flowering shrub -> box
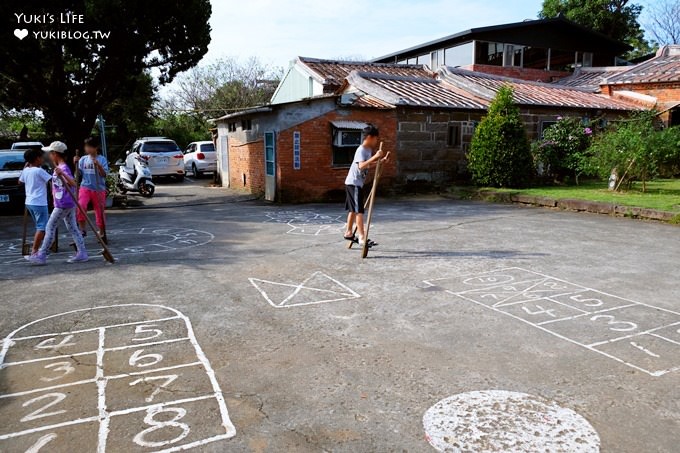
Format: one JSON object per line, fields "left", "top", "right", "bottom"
{"left": 585, "top": 111, "right": 680, "bottom": 191}
{"left": 531, "top": 116, "right": 594, "bottom": 184}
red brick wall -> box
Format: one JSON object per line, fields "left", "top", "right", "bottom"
{"left": 606, "top": 82, "right": 680, "bottom": 103}
{"left": 228, "top": 136, "right": 265, "bottom": 196}
{"left": 462, "top": 64, "right": 571, "bottom": 83}
{"left": 275, "top": 109, "right": 397, "bottom": 202}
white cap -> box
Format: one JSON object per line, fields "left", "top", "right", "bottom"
{"left": 42, "top": 141, "right": 68, "bottom": 154}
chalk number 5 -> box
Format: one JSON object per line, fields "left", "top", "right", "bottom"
{"left": 132, "top": 324, "right": 163, "bottom": 342}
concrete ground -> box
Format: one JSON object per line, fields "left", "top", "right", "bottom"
{"left": 0, "top": 176, "right": 678, "bottom": 452}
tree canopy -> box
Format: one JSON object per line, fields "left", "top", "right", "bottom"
{"left": 468, "top": 86, "right": 534, "bottom": 188}
{"left": 0, "top": 0, "right": 211, "bottom": 149}
{"left": 539, "top": 0, "right": 652, "bottom": 57}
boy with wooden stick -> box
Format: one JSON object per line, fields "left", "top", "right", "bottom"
{"left": 28, "top": 142, "right": 88, "bottom": 265}
{"left": 343, "top": 124, "right": 387, "bottom": 247}
{"left": 75, "top": 137, "right": 109, "bottom": 243}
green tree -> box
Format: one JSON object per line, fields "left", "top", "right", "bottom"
{"left": 539, "top": 0, "right": 650, "bottom": 57}
{"left": 468, "top": 86, "right": 534, "bottom": 188}
{"left": 163, "top": 57, "right": 283, "bottom": 117}
{"left": 0, "top": 0, "right": 211, "bottom": 151}
{"left": 585, "top": 111, "right": 680, "bottom": 191}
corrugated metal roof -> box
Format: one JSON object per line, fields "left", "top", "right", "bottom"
{"left": 346, "top": 71, "right": 488, "bottom": 110}
{"left": 299, "top": 57, "right": 433, "bottom": 83}
{"left": 330, "top": 120, "right": 368, "bottom": 130}
{"left": 555, "top": 67, "right": 630, "bottom": 91}
{"left": 441, "top": 68, "right": 640, "bottom": 111}
{"left": 604, "top": 46, "right": 680, "bottom": 85}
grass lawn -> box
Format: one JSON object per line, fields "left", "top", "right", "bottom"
{"left": 490, "top": 179, "right": 680, "bottom": 213}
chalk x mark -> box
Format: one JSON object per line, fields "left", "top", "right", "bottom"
{"left": 249, "top": 271, "right": 360, "bottom": 308}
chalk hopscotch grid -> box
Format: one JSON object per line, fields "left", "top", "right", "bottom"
{"left": 0, "top": 227, "right": 215, "bottom": 264}
{"left": 424, "top": 268, "right": 680, "bottom": 377}
{"left": 0, "top": 304, "right": 236, "bottom": 451}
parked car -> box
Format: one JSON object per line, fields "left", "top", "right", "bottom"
{"left": 127, "top": 137, "right": 185, "bottom": 181}
{"left": 183, "top": 141, "right": 216, "bottom": 177}
{"left": 11, "top": 142, "right": 44, "bottom": 152}
{"left": 0, "top": 150, "right": 27, "bottom": 212}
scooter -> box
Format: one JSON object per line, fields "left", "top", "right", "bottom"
{"left": 117, "top": 152, "right": 155, "bottom": 197}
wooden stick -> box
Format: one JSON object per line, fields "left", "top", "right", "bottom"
{"left": 21, "top": 207, "right": 30, "bottom": 256}
{"left": 361, "top": 144, "right": 387, "bottom": 259}
{"left": 346, "top": 191, "right": 373, "bottom": 250}
{"left": 615, "top": 158, "right": 636, "bottom": 192}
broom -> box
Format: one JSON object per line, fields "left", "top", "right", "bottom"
{"left": 57, "top": 174, "right": 115, "bottom": 263}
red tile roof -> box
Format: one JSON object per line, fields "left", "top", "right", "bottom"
{"left": 441, "top": 68, "right": 640, "bottom": 111}
{"left": 604, "top": 46, "right": 680, "bottom": 85}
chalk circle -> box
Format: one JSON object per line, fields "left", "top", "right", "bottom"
{"left": 423, "top": 390, "right": 600, "bottom": 453}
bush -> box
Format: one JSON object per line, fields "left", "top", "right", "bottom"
{"left": 532, "top": 116, "right": 594, "bottom": 183}
{"left": 468, "top": 86, "right": 533, "bottom": 188}
{"left": 586, "top": 111, "right": 680, "bottom": 191}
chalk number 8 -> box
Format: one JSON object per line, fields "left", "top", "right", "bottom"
{"left": 133, "top": 407, "right": 190, "bottom": 448}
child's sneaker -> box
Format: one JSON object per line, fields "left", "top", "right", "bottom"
{"left": 28, "top": 251, "right": 47, "bottom": 265}
{"left": 67, "top": 252, "right": 89, "bottom": 263}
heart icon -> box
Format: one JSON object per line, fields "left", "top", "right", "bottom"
{"left": 14, "top": 29, "right": 28, "bottom": 40}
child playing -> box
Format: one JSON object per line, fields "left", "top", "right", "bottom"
{"left": 29, "top": 142, "right": 88, "bottom": 265}
{"left": 19, "top": 148, "right": 52, "bottom": 257}
{"left": 76, "top": 137, "right": 109, "bottom": 243}
{"left": 343, "top": 124, "right": 386, "bottom": 247}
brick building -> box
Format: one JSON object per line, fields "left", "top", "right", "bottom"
{"left": 558, "top": 45, "right": 680, "bottom": 126}
{"left": 213, "top": 59, "right": 638, "bottom": 202}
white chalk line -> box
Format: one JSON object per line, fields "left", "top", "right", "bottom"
{"left": 630, "top": 342, "right": 660, "bottom": 358}
{"left": 430, "top": 267, "right": 680, "bottom": 377}
{"left": 0, "top": 303, "right": 236, "bottom": 448}
{"left": 0, "top": 378, "right": 97, "bottom": 399}
{"left": 0, "top": 416, "right": 100, "bottom": 440}
{"left": 535, "top": 303, "right": 640, "bottom": 326}
{"left": 450, "top": 291, "right": 664, "bottom": 376}
{"left": 249, "top": 272, "right": 361, "bottom": 308}
{"left": 0, "top": 394, "right": 220, "bottom": 442}
{"left": 180, "top": 312, "right": 236, "bottom": 437}
{"left": 587, "top": 322, "right": 680, "bottom": 347}
{"left": 96, "top": 327, "right": 109, "bottom": 453}
{"left": 105, "top": 362, "right": 203, "bottom": 380}
{"left": 104, "top": 337, "right": 189, "bottom": 352}
{"left": 7, "top": 316, "right": 182, "bottom": 342}
{"left": 1, "top": 350, "right": 97, "bottom": 368}
{"left": 1, "top": 305, "right": 186, "bottom": 366}
{"left": 650, "top": 333, "right": 680, "bottom": 346}
{"left": 1, "top": 337, "right": 190, "bottom": 368}
{"left": 0, "top": 228, "right": 215, "bottom": 265}
{"left": 1, "top": 362, "right": 205, "bottom": 399}
{"left": 152, "top": 433, "right": 235, "bottom": 453}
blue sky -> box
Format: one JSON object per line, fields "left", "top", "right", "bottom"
{"left": 204, "top": 0, "right": 545, "bottom": 69}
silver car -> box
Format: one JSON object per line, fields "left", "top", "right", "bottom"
{"left": 129, "top": 137, "right": 185, "bottom": 181}
{"left": 183, "top": 141, "right": 217, "bottom": 177}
